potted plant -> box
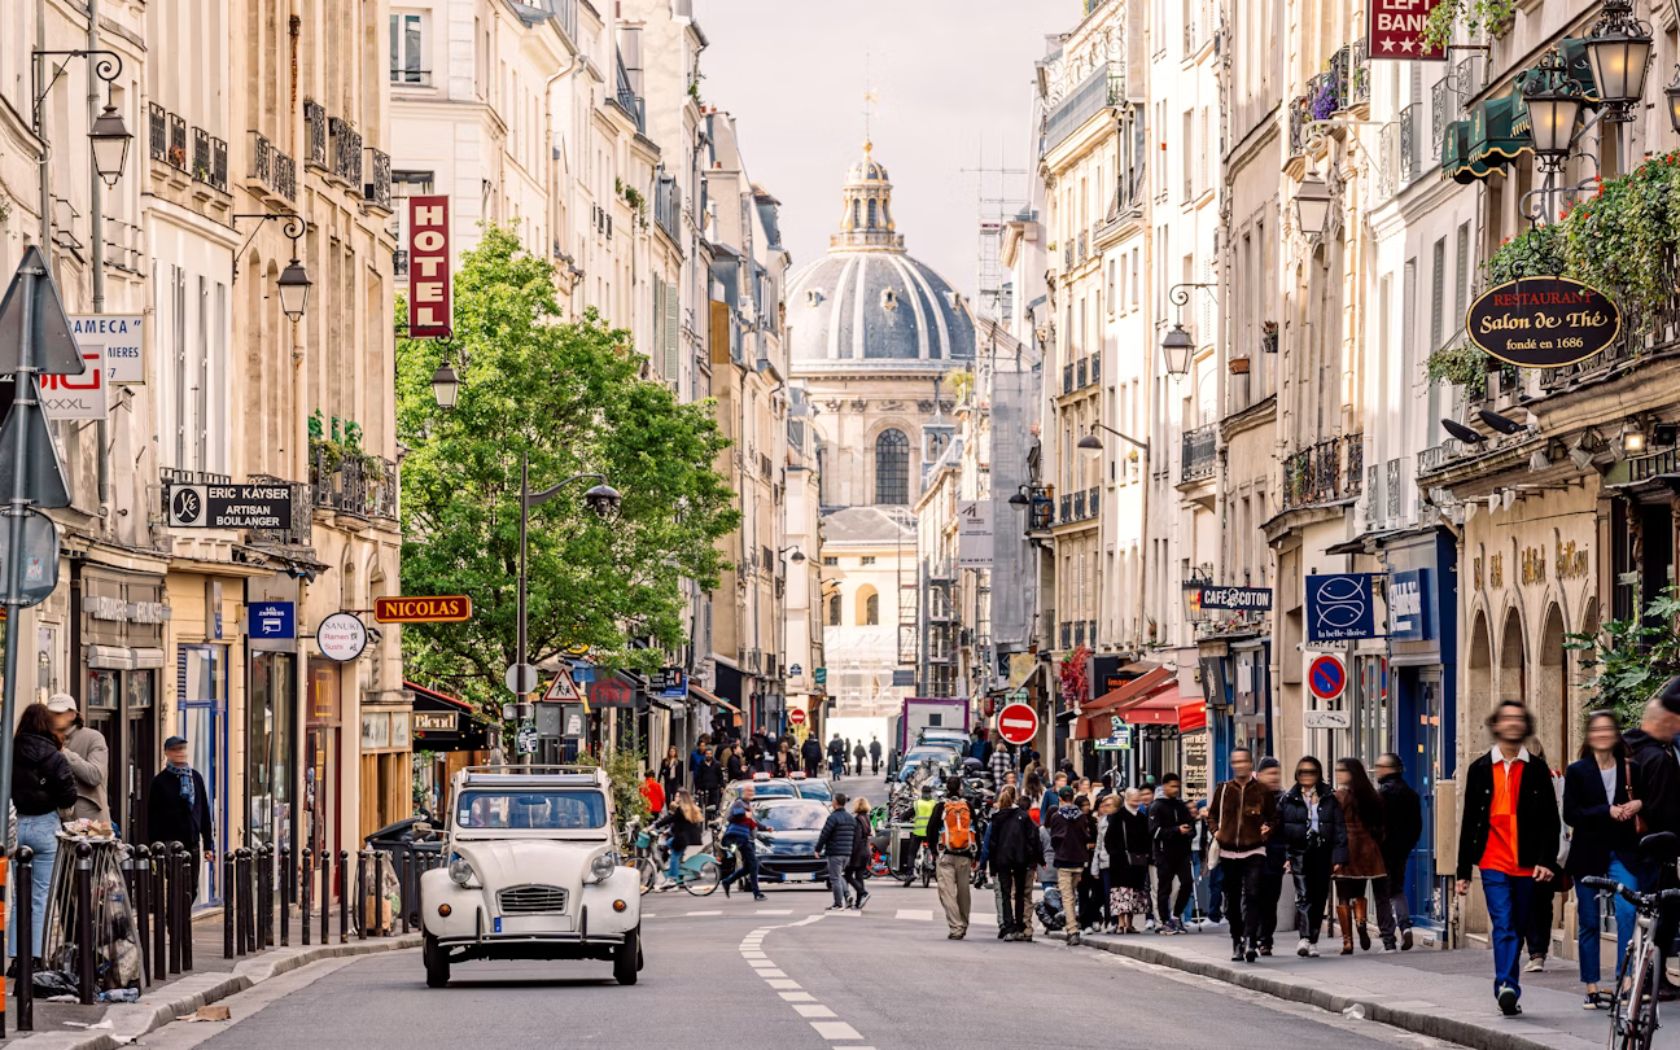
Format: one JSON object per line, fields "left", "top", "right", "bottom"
{"left": 1261, "top": 320, "right": 1279, "bottom": 354}
{"left": 1229, "top": 354, "right": 1251, "bottom": 375}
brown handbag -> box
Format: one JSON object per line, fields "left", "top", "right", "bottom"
{"left": 1625, "top": 758, "right": 1649, "bottom": 836}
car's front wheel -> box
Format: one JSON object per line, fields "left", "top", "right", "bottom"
{"left": 423, "top": 934, "right": 451, "bottom": 988}
{"left": 614, "top": 925, "right": 641, "bottom": 986}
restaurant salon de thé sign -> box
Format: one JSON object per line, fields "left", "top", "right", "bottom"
{"left": 1466, "top": 276, "right": 1621, "bottom": 370}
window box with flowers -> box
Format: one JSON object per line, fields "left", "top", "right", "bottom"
{"left": 1261, "top": 320, "right": 1279, "bottom": 354}
{"left": 1229, "top": 354, "right": 1251, "bottom": 375}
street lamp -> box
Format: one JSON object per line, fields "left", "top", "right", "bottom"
{"left": 1584, "top": 0, "right": 1654, "bottom": 122}
{"left": 234, "top": 213, "right": 312, "bottom": 322}
{"left": 87, "top": 103, "right": 132, "bottom": 188}
{"left": 1160, "top": 324, "right": 1195, "bottom": 377}
{"left": 1665, "top": 65, "right": 1680, "bottom": 134}
{"left": 277, "top": 256, "right": 312, "bottom": 322}
{"left": 1295, "top": 171, "right": 1332, "bottom": 239}
{"left": 431, "top": 359, "right": 461, "bottom": 410}
{"left": 1523, "top": 48, "right": 1587, "bottom": 170}
{"left": 1078, "top": 423, "right": 1150, "bottom": 460}
{"left": 778, "top": 546, "right": 805, "bottom": 564}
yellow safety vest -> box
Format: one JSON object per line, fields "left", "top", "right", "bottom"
{"left": 913, "top": 797, "right": 937, "bottom": 836}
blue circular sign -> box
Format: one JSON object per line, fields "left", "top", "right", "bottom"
{"left": 1307, "top": 655, "right": 1345, "bottom": 701}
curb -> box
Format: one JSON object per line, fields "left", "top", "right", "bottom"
{"left": 12, "top": 934, "right": 422, "bottom": 1050}
{"left": 1062, "top": 933, "right": 1597, "bottom": 1050}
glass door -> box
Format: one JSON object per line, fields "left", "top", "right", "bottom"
{"left": 179, "top": 647, "right": 225, "bottom": 905}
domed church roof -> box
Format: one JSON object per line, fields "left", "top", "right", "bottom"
{"left": 788, "top": 144, "right": 975, "bottom": 370}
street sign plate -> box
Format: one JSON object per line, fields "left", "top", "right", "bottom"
{"left": 166, "top": 481, "right": 295, "bottom": 529}
{"left": 505, "top": 663, "right": 538, "bottom": 696}
{"left": 373, "top": 595, "right": 472, "bottom": 623}
{"left": 1307, "top": 654, "right": 1347, "bottom": 701}
{"left": 0, "top": 508, "right": 58, "bottom": 608}
{"left": 570, "top": 662, "right": 595, "bottom": 685}
{"left": 1305, "top": 709, "right": 1353, "bottom": 730}
{"left": 996, "top": 702, "right": 1039, "bottom": 746}
{"left": 247, "top": 601, "right": 296, "bottom": 639}
{"left": 316, "top": 612, "right": 368, "bottom": 662}
{"left": 0, "top": 377, "right": 70, "bottom": 509}
{"left": 542, "top": 670, "right": 581, "bottom": 703}
{"left": 0, "top": 247, "right": 87, "bottom": 376}
{"left": 813, "top": 667, "right": 827, "bottom": 686}
{"left": 515, "top": 722, "right": 538, "bottom": 755}
{"left": 787, "top": 709, "right": 807, "bottom": 726}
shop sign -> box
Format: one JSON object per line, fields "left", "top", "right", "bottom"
{"left": 1388, "top": 569, "right": 1432, "bottom": 641}
{"left": 1184, "top": 583, "right": 1272, "bottom": 611}
{"left": 1465, "top": 276, "right": 1621, "bottom": 369}
{"left": 587, "top": 676, "right": 634, "bottom": 707}
{"left": 957, "top": 500, "right": 993, "bottom": 568}
{"left": 248, "top": 601, "right": 295, "bottom": 639}
{"left": 86, "top": 595, "right": 168, "bottom": 623}
{"left": 813, "top": 666, "right": 827, "bottom": 686}
{"left": 653, "top": 667, "right": 688, "bottom": 701}
{"left": 1306, "top": 573, "right": 1377, "bottom": 641}
{"left": 166, "top": 482, "right": 295, "bottom": 530}
{"left": 373, "top": 594, "right": 472, "bottom": 623}
{"left": 71, "top": 314, "right": 144, "bottom": 383}
{"left": 316, "top": 612, "right": 368, "bottom": 662}
{"left": 407, "top": 195, "right": 452, "bottom": 338}
{"left": 413, "top": 712, "right": 454, "bottom": 733}
{"left": 1369, "top": 0, "right": 1446, "bottom": 61}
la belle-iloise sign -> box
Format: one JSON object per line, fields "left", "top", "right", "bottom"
{"left": 1466, "top": 276, "right": 1621, "bottom": 369}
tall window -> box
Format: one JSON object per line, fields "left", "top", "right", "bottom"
{"left": 874, "top": 429, "right": 909, "bottom": 505}
{"left": 827, "top": 593, "right": 842, "bottom": 626}
{"left": 389, "top": 12, "right": 426, "bottom": 85}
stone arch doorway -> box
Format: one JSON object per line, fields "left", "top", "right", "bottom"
{"left": 1536, "top": 603, "right": 1568, "bottom": 763}
{"left": 1498, "top": 606, "right": 1525, "bottom": 710}
{"left": 1467, "top": 610, "right": 1492, "bottom": 732}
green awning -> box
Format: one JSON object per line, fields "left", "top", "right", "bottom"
{"left": 1557, "top": 37, "right": 1601, "bottom": 104}
{"left": 1467, "top": 93, "right": 1532, "bottom": 176}
{"left": 1441, "top": 120, "right": 1475, "bottom": 183}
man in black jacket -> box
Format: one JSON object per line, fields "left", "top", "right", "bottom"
{"left": 1148, "top": 773, "right": 1195, "bottom": 933}
{"left": 815, "top": 793, "right": 857, "bottom": 911}
{"left": 148, "top": 735, "right": 215, "bottom": 899}
{"left": 988, "top": 787, "right": 1037, "bottom": 940}
{"left": 1375, "top": 752, "right": 1423, "bottom": 951}
{"left": 800, "top": 735, "right": 823, "bottom": 779}
{"left": 1626, "top": 683, "right": 1680, "bottom": 994}
{"left": 1455, "top": 700, "right": 1561, "bottom": 1017}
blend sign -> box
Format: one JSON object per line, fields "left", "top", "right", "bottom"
{"left": 1466, "top": 276, "right": 1621, "bottom": 369}
{"left": 407, "top": 195, "right": 452, "bottom": 338}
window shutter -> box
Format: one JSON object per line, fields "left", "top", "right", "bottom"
{"left": 665, "top": 279, "right": 680, "bottom": 385}
{"left": 1455, "top": 221, "right": 1471, "bottom": 319}
{"left": 1430, "top": 237, "right": 1445, "bottom": 349}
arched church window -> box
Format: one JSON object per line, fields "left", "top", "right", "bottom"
{"left": 875, "top": 429, "right": 909, "bottom": 505}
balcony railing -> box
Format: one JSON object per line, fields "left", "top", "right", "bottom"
{"left": 1629, "top": 447, "right": 1680, "bottom": 484}
{"left": 1386, "top": 457, "right": 1402, "bottom": 518}
{"left": 393, "top": 249, "right": 409, "bottom": 279}
{"left": 1042, "top": 62, "right": 1126, "bottom": 155}
{"left": 1399, "top": 104, "right": 1420, "bottom": 185}
{"left": 274, "top": 150, "right": 297, "bottom": 201}
{"left": 1281, "top": 433, "right": 1364, "bottom": 510}
{"left": 329, "top": 117, "right": 362, "bottom": 187}
{"left": 210, "top": 136, "right": 228, "bottom": 193}
{"left": 191, "top": 126, "right": 211, "bottom": 183}
{"left": 1331, "top": 39, "right": 1370, "bottom": 111}
{"left": 303, "top": 100, "right": 327, "bottom": 169}
{"left": 168, "top": 112, "right": 187, "bottom": 171}
{"left": 245, "top": 475, "right": 313, "bottom": 546}
{"left": 1076, "top": 356, "right": 1088, "bottom": 390}
{"left": 1288, "top": 94, "right": 1312, "bottom": 155}
{"left": 1181, "top": 422, "right": 1218, "bottom": 482}
{"left": 1089, "top": 354, "right": 1101, "bottom": 386}
{"left": 1087, "top": 487, "right": 1099, "bottom": 518}
{"left": 311, "top": 445, "right": 398, "bottom": 520}
{"left": 364, "top": 147, "right": 392, "bottom": 210}
{"left": 1063, "top": 363, "right": 1074, "bottom": 395}
{"left": 148, "top": 102, "right": 167, "bottom": 163}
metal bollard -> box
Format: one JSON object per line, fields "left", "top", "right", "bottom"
{"left": 241, "top": 847, "right": 256, "bottom": 955}
{"left": 320, "top": 847, "right": 331, "bottom": 946}
{"left": 300, "top": 847, "right": 313, "bottom": 947}
{"left": 174, "top": 843, "right": 194, "bottom": 972}
{"left": 354, "top": 849, "right": 368, "bottom": 941}
{"left": 222, "top": 851, "right": 236, "bottom": 958}
{"left": 278, "top": 844, "right": 291, "bottom": 947}
{"left": 16, "top": 845, "right": 35, "bottom": 1032}
{"left": 154, "top": 842, "right": 175, "bottom": 975}
{"left": 75, "top": 842, "right": 95, "bottom": 1005}
{"left": 233, "top": 849, "right": 248, "bottom": 956}
{"left": 257, "top": 845, "right": 273, "bottom": 949}
{"left": 338, "top": 849, "right": 349, "bottom": 943}
{"left": 400, "top": 848, "right": 414, "bottom": 934}
{"left": 133, "top": 844, "right": 152, "bottom": 986}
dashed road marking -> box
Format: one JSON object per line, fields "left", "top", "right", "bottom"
{"left": 755, "top": 968, "right": 788, "bottom": 978}
{"left": 765, "top": 978, "right": 801, "bottom": 990}
{"left": 740, "top": 950, "right": 768, "bottom": 959}
{"left": 684, "top": 910, "right": 722, "bottom": 917}
{"left": 755, "top": 908, "right": 793, "bottom": 915}
{"left": 779, "top": 991, "right": 816, "bottom": 1002}
{"left": 794, "top": 1004, "right": 837, "bottom": 1018}
{"left": 895, "top": 909, "right": 933, "bottom": 921}
{"left": 811, "top": 1022, "right": 862, "bottom": 1041}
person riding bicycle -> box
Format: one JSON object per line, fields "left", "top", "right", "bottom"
{"left": 904, "top": 783, "right": 938, "bottom": 885}
{"left": 652, "top": 790, "right": 705, "bottom": 888}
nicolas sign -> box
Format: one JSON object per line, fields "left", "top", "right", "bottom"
{"left": 1465, "top": 276, "right": 1620, "bottom": 369}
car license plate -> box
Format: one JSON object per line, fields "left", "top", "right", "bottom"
{"left": 494, "top": 917, "right": 503, "bottom": 933}
{"left": 786, "top": 872, "right": 814, "bottom": 882}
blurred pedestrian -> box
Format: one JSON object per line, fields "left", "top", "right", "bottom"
{"left": 852, "top": 740, "right": 866, "bottom": 776}
{"left": 10, "top": 702, "right": 73, "bottom": 961}
{"left": 1373, "top": 752, "right": 1421, "bottom": 951}
{"left": 1564, "top": 710, "right": 1642, "bottom": 1008}
{"left": 1208, "top": 747, "right": 1276, "bottom": 963}
{"left": 46, "top": 692, "right": 109, "bottom": 824}
{"left": 1255, "top": 757, "right": 1287, "bottom": 956}
{"left": 869, "top": 736, "right": 883, "bottom": 774}
{"left": 1333, "top": 756, "right": 1387, "bottom": 954}
{"left": 1048, "top": 784, "right": 1096, "bottom": 945}
{"left": 816, "top": 791, "right": 857, "bottom": 911}
{"left": 720, "top": 783, "right": 767, "bottom": 901}
{"left": 988, "top": 786, "right": 1036, "bottom": 940}
{"left": 652, "top": 790, "right": 704, "bottom": 887}
{"left": 845, "top": 797, "right": 873, "bottom": 910}
{"left": 1280, "top": 755, "right": 1344, "bottom": 957}
{"left": 1149, "top": 773, "right": 1195, "bottom": 935}
{"left": 148, "top": 734, "right": 215, "bottom": 899}
{"left": 1107, "top": 786, "right": 1152, "bottom": 934}
{"left": 694, "top": 748, "right": 724, "bottom": 817}
{"left": 658, "top": 744, "right": 684, "bottom": 803}
{"left": 640, "top": 768, "right": 666, "bottom": 816}
{"left": 801, "top": 734, "right": 823, "bottom": 778}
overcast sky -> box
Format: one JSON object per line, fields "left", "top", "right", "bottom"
{"left": 694, "top": 1, "right": 1071, "bottom": 296}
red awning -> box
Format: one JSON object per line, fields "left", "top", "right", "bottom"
{"left": 1115, "top": 680, "right": 1187, "bottom": 726}
{"left": 405, "top": 680, "right": 472, "bottom": 711}
{"left": 1076, "top": 668, "right": 1175, "bottom": 739}
{"left": 1080, "top": 665, "right": 1171, "bottom": 717}
{"left": 1178, "top": 700, "right": 1207, "bottom": 733}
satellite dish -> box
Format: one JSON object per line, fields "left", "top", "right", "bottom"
{"left": 1441, "top": 418, "right": 1486, "bottom": 444}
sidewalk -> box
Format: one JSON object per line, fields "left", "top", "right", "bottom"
{"left": 4, "top": 909, "right": 419, "bottom": 1049}
{"left": 1064, "top": 923, "right": 1611, "bottom": 1050}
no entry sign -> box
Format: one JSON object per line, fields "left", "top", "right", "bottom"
{"left": 788, "top": 709, "right": 807, "bottom": 726}
{"left": 996, "top": 702, "right": 1039, "bottom": 746}
{"left": 1307, "top": 654, "right": 1346, "bottom": 701}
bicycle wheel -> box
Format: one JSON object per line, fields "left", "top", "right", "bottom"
{"left": 634, "top": 857, "right": 659, "bottom": 896}
{"left": 1615, "top": 939, "right": 1658, "bottom": 1050}
{"left": 683, "top": 858, "right": 722, "bottom": 897}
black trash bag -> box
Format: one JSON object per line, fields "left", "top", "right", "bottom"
{"left": 31, "top": 968, "right": 78, "bottom": 998}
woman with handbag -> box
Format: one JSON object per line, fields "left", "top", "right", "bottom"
{"left": 1563, "top": 710, "right": 1644, "bottom": 1009}
{"left": 1333, "top": 757, "right": 1388, "bottom": 954}
{"left": 1279, "top": 756, "right": 1346, "bottom": 956}
{"left": 1105, "top": 786, "right": 1153, "bottom": 933}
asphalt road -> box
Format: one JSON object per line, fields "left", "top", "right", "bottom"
{"left": 141, "top": 773, "right": 1468, "bottom": 1050}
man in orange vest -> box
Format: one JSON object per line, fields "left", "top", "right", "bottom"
{"left": 1455, "top": 699, "right": 1562, "bottom": 1017}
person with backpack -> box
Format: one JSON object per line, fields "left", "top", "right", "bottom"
{"left": 924, "top": 775, "right": 977, "bottom": 939}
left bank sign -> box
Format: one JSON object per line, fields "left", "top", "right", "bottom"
{"left": 374, "top": 594, "right": 473, "bottom": 624}
{"left": 1369, "top": 0, "right": 1447, "bottom": 61}
{"left": 407, "top": 195, "right": 452, "bottom": 338}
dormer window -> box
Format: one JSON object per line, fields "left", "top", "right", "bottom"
{"left": 880, "top": 288, "right": 898, "bottom": 312}
{"left": 806, "top": 288, "right": 824, "bottom": 307}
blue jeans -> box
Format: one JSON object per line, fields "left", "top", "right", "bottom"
{"left": 664, "top": 839, "right": 684, "bottom": 883}
{"left": 10, "top": 813, "right": 60, "bottom": 958}
{"left": 1481, "top": 868, "right": 1535, "bottom": 1000}
{"left": 1576, "top": 853, "right": 1654, "bottom": 986}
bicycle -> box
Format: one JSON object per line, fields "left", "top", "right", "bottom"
{"left": 1583, "top": 831, "right": 1680, "bottom": 1050}
{"left": 634, "top": 825, "right": 725, "bottom": 897}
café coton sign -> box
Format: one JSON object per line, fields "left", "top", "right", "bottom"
{"left": 1465, "top": 275, "right": 1621, "bottom": 369}
{"left": 374, "top": 595, "right": 473, "bottom": 624}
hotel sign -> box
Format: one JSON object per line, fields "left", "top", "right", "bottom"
{"left": 1466, "top": 276, "right": 1621, "bottom": 369}
{"left": 1369, "top": 0, "right": 1447, "bottom": 61}
{"left": 407, "top": 195, "right": 452, "bottom": 338}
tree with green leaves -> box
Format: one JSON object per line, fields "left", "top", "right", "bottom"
{"left": 395, "top": 226, "right": 737, "bottom": 709}
{"left": 1566, "top": 584, "right": 1680, "bottom": 728}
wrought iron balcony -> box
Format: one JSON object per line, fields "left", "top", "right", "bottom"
{"left": 245, "top": 475, "right": 313, "bottom": 546}
{"left": 393, "top": 249, "right": 409, "bottom": 279}
{"left": 274, "top": 150, "right": 297, "bottom": 201}
{"left": 1386, "top": 458, "right": 1402, "bottom": 518}
{"left": 364, "top": 147, "right": 392, "bottom": 210}
{"left": 329, "top": 117, "right": 362, "bottom": 186}
{"left": 1076, "top": 356, "right": 1088, "bottom": 389}
{"left": 191, "top": 126, "right": 211, "bottom": 183}
{"left": 1063, "top": 363, "right": 1074, "bottom": 394}
{"left": 303, "top": 100, "right": 327, "bottom": 169}
{"left": 1043, "top": 62, "right": 1126, "bottom": 155}
{"left": 1089, "top": 354, "right": 1100, "bottom": 386}
{"left": 310, "top": 444, "right": 398, "bottom": 520}
{"left": 168, "top": 112, "right": 187, "bottom": 171}
{"left": 654, "top": 172, "right": 681, "bottom": 241}
{"left": 210, "top": 137, "right": 228, "bottom": 193}
{"left": 1399, "top": 104, "right": 1419, "bottom": 185}
{"left": 148, "top": 102, "right": 167, "bottom": 163}
{"left": 1086, "top": 487, "right": 1099, "bottom": 518}
{"left": 1181, "top": 422, "right": 1218, "bottom": 482}
{"left": 1281, "top": 433, "right": 1364, "bottom": 510}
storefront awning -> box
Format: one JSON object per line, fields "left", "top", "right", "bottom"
{"left": 406, "top": 680, "right": 490, "bottom": 753}
{"left": 1466, "top": 92, "right": 1531, "bottom": 177}
{"left": 1082, "top": 664, "right": 1172, "bottom": 715}
{"left": 1075, "top": 668, "right": 1176, "bottom": 739}
{"left": 1441, "top": 119, "right": 1475, "bottom": 183}
{"left": 1116, "top": 682, "right": 1187, "bottom": 726}
{"left": 690, "top": 681, "right": 741, "bottom": 715}
{"left": 1178, "top": 699, "right": 1208, "bottom": 733}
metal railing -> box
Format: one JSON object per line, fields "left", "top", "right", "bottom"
{"left": 191, "top": 126, "right": 211, "bottom": 183}
{"left": 1288, "top": 95, "right": 1312, "bottom": 155}
{"left": 1181, "top": 423, "right": 1218, "bottom": 482}
{"left": 246, "top": 475, "right": 313, "bottom": 545}
{"left": 364, "top": 147, "right": 392, "bottom": 210}
{"left": 211, "top": 136, "right": 228, "bottom": 193}
{"left": 1063, "top": 362, "right": 1074, "bottom": 395}
{"left": 1076, "top": 356, "right": 1088, "bottom": 390}
{"left": 148, "top": 102, "right": 167, "bottom": 163}
{"left": 329, "top": 117, "right": 362, "bottom": 187}
{"left": 1386, "top": 458, "right": 1403, "bottom": 518}
{"left": 168, "top": 112, "right": 187, "bottom": 171}
{"left": 310, "top": 445, "right": 398, "bottom": 520}
{"left": 303, "top": 99, "right": 327, "bottom": 169}
{"left": 654, "top": 172, "right": 681, "bottom": 241}
{"left": 1281, "top": 433, "right": 1364, "bottom": 510}
{"left": 1042, "top": 62, "right": 1127, "bottom": 155}
{"left": 393, "top": 249, "right": 409, "bottom": 279}
{"left": 1399, "top": 104, "right": 1420, "bottom": 185}
{"left": 1629, "top": 447, "right": 1680, "bottom": 483}
{"left": 274, "top": 150, "right": 297, "bottom": 201}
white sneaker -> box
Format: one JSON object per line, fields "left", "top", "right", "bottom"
{"left": 1525, "top": 956, "right": 1545, "bottom": 973}
{"left": 1306, "top": 942, "right": 1321, "bottom": 958}
{"left": 1296, "top": 938, "right": 1311, "bottom": 957}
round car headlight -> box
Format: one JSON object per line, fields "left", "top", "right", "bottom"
{"left": 448, "top": 857, "right": 476, "bottom": 887}
{"left": 589, "top": 852, "right": 617, "bottom": 882}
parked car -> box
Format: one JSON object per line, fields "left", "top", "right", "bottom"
{"left": 419, "top": 766, "right": 643, "bottom": 987}
{"left": 891, "top": 746, "right": 961, "bottom": 783}
{"left": 718, "top": 773, "right": 833, "bottom": 817}
{"left": 917, "top": 729, "right": 970, "bottom": 752}
{"left": 750, "top": 798, "right": 833, "bottom": 885}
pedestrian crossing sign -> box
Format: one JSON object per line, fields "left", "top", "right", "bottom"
{"left": 542, "top": 670, "right": 581, "bottom": 703}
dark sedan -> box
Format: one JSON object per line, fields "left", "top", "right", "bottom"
{"left": 751, "top": 798, "right": 833, "bottom": 886}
